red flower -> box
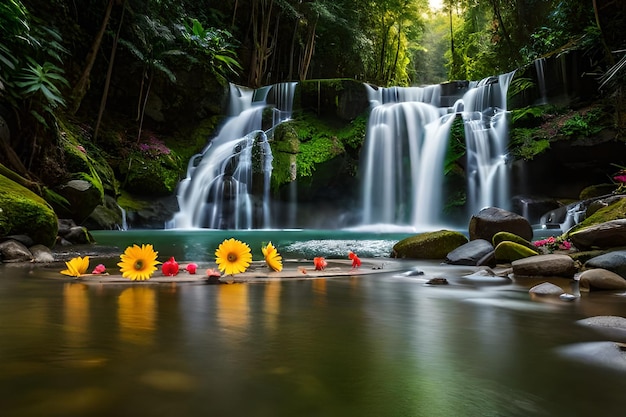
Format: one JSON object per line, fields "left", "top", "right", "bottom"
{"left": 162, "top": 257, "right": 180, "bottom": 276}
{"left": 313, "top": 257, "right": 327, "bottom": 271}
{"left": 348, "top": 251, "right": 361, "bottom": 268}
{"left": 185, "top": 263, "right": 197, "bottom": 274}
{"left": 92, "top": 264, "right": 106, "bottom": 274}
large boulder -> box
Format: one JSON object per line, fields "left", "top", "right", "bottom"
{"left": 392, "top": 230, "right": 468, "bottom": 259}
{"left": 0, "top": 174, "right": 58, "bottom": 247}
{"left": 469, "top": 207, "right": 533, "bottom": 242}
{"left": 512, "top": 254, "right": 577, "bottom": 278}
{"left": 568, "top": 219, "right": 626, "bottom": 250}
{"left": 445, "top": 239, "right": 494, "bottom": 266}
{"left": 584, "top": 250, "right": 626, "bottom": 279}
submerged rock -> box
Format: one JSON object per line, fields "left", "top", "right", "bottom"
{"left": 529, "top": 282, "right": 565, "bottom": 296}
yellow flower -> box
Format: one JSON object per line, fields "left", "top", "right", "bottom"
{"left": 262, "top": 242, "right": 283, "bottom": 272}
{"left": 61, "top": 256, "right": 90, "bottom": 277}
{"left": 215, "top": 238, "right": 252, "bottom": 275}
{"left": 117, "top": 244, "right": 160, "bottom": 281}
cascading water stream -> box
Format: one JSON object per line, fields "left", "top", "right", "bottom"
{"left": 168, "top": 82, "right": 296, "bottom": 229}
{"left": 360, "top": 71, "right": 515, "bottom": 231}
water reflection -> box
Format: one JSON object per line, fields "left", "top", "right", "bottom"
{"left": 2, "top": 265, "right": 626, "bottom": 416}
{"left": 263, "top": 280, "right": 281, "bottom": 332}
{"left": 63, "top": 283, "right": 89, "bottom": 348}
{"left": 118, "top": 287, "right": 157, "bottom": 345}
{"left": 216, "top": 284, "right": 250, "bottom": 343}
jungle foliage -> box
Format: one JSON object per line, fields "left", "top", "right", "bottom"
{"left": 0, "top": 0, "right": 624, "bottom": 198}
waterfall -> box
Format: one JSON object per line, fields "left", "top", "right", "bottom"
{"left": 168, "top": 82, "right": 296, "bottom": 229}
{"left": 464, "top": 71, "right": 515, "bottom": 216}
{"left": 534, "top": 58, "right": 548, "bottom": 105}
{"left": 360, "top": 71, "right": 515, "bottom": 230}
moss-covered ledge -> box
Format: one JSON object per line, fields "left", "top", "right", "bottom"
{"left": 0, "top": 174, "right": 58, "bottom": 247}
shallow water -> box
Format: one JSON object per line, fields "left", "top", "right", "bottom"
{"left": 2, "top": 231, "right": 626, "bottom": 416}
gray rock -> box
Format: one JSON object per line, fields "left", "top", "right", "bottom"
{"left": 55, "top": 179, "right": 103, "bottom": 224}
{"left": 29, "top": 244, "right": 54, "bottom": 263}
{"left": 529, "top": 282, "right": 565, "bottom": 296}
{"left": 512, "top": 254, "right": 577, "bottom": 278}
{"left": 445, "top": 239, "right": 494, "bottom": 266}
{"left": 468, "top": 206, "right": 533, "bottom": 242}
{"left": 557, "top": 341, "right": 626, "bottom": 371}
{"left": 0, "top": 240, "right": 32, "bottom": 262}
{"left": 64, "top": 226, "right": 94, "bottom": 245}
{"left": 578, "top": 315, "right": 626, "bottom": 330}
{"left": 579, "top": 268, "right": 626, "bottom": 292}
{"left": 569, "top": 219, "right": 626, "bottom": 250}
{"left": 585, "top": 250, "right": 626, "bottom": 279}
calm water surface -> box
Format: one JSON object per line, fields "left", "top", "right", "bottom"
{"left": 2, "top": 230, "right": 626, "bottom": 416}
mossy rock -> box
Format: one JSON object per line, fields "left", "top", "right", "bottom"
{"left": 567, "top": 196, "right": 626, "bottom": 236}
{"left": 0, "top": 174, "right": 58, "bottom": 247}
{"left": 579, "top": 184, "right": 617, "bottom": 200}
{"left": 121, "top": 153, "right": 183, "bottom": 196}
{"left": 492, "top": 231, "right": 536, "bottom": 251}
{"left": 494, "top": 241, "right": 539, "bottom": 263}
{"left": 392, "top": 230, "right": 468, "bottom": 259}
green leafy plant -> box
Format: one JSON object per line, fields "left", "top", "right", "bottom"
{"left": 559, "top": 108, "right": 603, "bottom": 137}
{"left": 177, "top": 18, "right": 242, "bottom": 78}
{"left": 14, "top": 58, "right": 69, "bottom": 126}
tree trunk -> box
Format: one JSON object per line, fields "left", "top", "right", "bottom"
{"left": 136, "top": 71, "right": 153, "bottom": 143}
{"left": 70, "top": 0, "right": 115, "bottom": 115}
{"left": 298, "top": 15, "right": 318, "bottom": 81}
{"left": 94, "top": 1, "right": 126, "bottom": 142}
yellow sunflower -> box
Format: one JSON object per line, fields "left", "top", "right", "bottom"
{"left": 215, "top": 238, "right": 252, "bottom": 275}
{"left": 117, "top": 244, "right": 160, "bottom": 281}
{"left": 61, "top": 256, "right": 90, "bottom": 277}
{"left": 262, "top": 242, "right": 283, "bottom": 272}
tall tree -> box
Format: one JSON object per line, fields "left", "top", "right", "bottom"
{"left": 70, "top": 0, "right": 118, "bottom": 115}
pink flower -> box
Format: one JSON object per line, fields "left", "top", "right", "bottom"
{"left": 206, "top": 268, "right": 221, "bottom": 278}
{"left": 348, "top": 251, "right": 361, "bottom": 268}
{"left": 92, "top": 264, "right": 106, "bottom": 274}
{"left": 186, "top": 263, "right": 198, "bottom": 274}
{"left": 162, "top": 257, "right": 180, "bottom": 276}
{"left": 613, "top": 175, "right": 626, "bottom": 184}
{"left": 559, "top": 241, "right": 572, "bottom": 250}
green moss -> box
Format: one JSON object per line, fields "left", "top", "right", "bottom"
{"left": 494, "top": 241, "right": 538, "bottom": 262}
{"left": 392, "top": 230, "right": 469, "bottom": 259}
{"left": 567, "top": 197, "right": 626, "bottom": 236}
{"left": 117, "top": 190, "right": 149, "bottom": 211}
{"left": 269, "top": 112, "right": 367, "bottom": 189}
{"left": 492, "top": 231, "right": 536, "bottom": 250}
{"left": 0, "top": 174, "right": 58, "bottom": 247}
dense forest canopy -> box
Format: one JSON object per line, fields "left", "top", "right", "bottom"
{"left": 0, "top": 0, "right": 624, "bottom": 186}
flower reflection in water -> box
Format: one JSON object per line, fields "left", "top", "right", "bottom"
{"left": 118, "top": 287, "right": 157, "bottom": 345}
{"left": 63, "top": 283, "right": 89, "bottom": 348}
{"left": 217, "top": 284, "right": 249, "bottom": 344}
